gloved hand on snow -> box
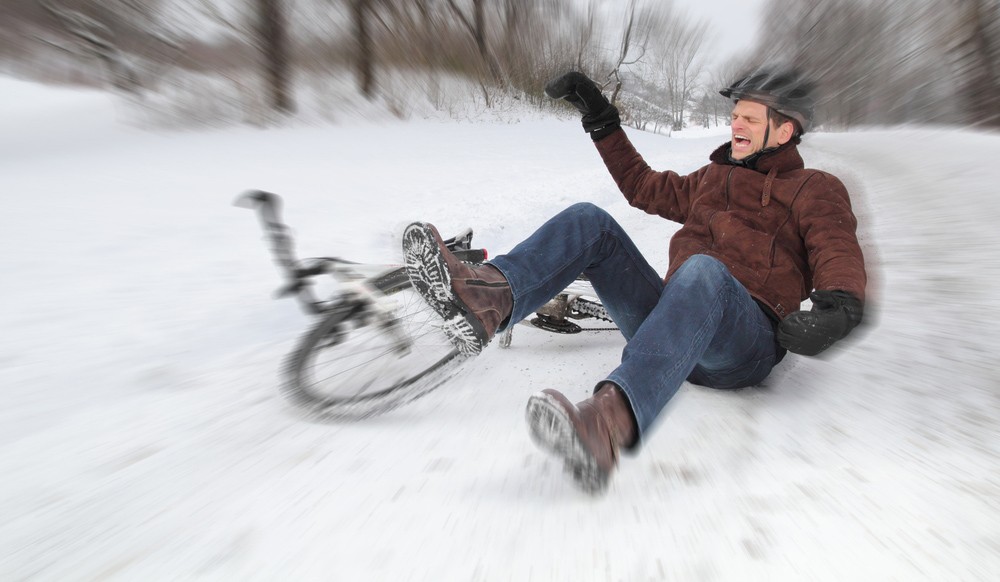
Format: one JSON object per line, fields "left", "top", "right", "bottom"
{"left": 777, "top": 290, "right": 864, "bottom": 356}
{"left": 545, "top": 72, "right": 621, "bottom": 141}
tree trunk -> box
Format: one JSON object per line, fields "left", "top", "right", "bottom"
{"left": 352, "top": 0, "right": 376, "bottom": 99}
{"left": 257, "top": 0, "right": 294, "bottom": 114}
{"left": 446, "top": 0, "right": 504, "bottom": 86}
{"left": 473, "top": 0, "right": 503, "bottom": 84}
{"left": 954, "top": 0, "right": 1000, "bottom": 127}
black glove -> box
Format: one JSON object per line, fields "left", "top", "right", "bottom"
{"left": 545, "top": 71, "right": 621, "bottom": 141}
{"left": 777, "top": 290, "right": 864, "bottom": 356}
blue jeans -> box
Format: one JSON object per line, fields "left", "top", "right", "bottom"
{"left": 489, "top": 203, "right": 780, "bottom": 441}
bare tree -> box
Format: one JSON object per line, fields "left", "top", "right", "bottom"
{"left": 606, "top": 0, "right": 660, "bottom": 104}
{"left": 575, "top": 1, "right": 598, "bottom": 73}
{"left": 653, "top": 13, "right": 708, "bottom": 130}
{"left": 493, "top": 0, "right": 574, "bottom": 92}
{"left": 689, "top": 90, "right": 716, "bottom": 129}
{"left": 257, "top": 0, "right": 294, "bottom": 113}
{"left": 0, "top": 0, "right": 180, "bottom": 89}
{"left": 748, "top": 0, "right": 1000, "bottom": 129}
{"left": 445, "top": 0, "right": 505, "bottom": 85}
{"left": 341, "top": 0, "right": 436, "bottom": 100}
{"left": 947, "top": 0, "right": 1000, "bottom": 127}
{"left": 40, "top": 1, "right": 140, "bottom": 91}
{"left": 187, "top": 0, "right": 295, "bottom": 114}
{"left": 350, "top": 0, "right": 376, "bottom": 99}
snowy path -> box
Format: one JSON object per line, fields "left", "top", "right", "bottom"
{"left": 1, "top": 79, "right": 998, "bottom": 581}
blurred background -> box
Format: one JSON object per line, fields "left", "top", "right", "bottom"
{"left": 3, "top": 3, "right": 1000, "bottom": 580}
{"left": 1, "top": 0, "right": 998, "bottom": 130}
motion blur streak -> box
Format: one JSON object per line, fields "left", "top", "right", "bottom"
{"left": 0, "top": 1, "right": 996, "bottom": 128}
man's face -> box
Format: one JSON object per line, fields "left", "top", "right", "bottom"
{"left": 730, "top": 100, "right": 781, "bottom": 160}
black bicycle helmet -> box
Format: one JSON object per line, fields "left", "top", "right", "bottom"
{"left": 720, "top": 68, "right": 816, "bottom": 134}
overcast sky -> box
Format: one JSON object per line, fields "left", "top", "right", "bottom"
{"left": 583, "top": 0, "right": 768, "bottom": 67}
{"left": 674, "top": 0, "right": 767, "bottom": 62}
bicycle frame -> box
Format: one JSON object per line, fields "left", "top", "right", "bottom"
{"left": 238, "top": 189, "right": 611, "bottom": 338}
{"left": 237, "top": 190, "right": 484, "bottom": 314}
{"left": 238, "top": 190, "right": 616, "bottom": 417}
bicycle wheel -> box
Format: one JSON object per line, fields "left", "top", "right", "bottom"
{"left": 284, "top": 268, "right": 464, "bottom": 419}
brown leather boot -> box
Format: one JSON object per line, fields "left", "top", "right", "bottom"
{"left": 402, "top": 222, "right": 513, "bottom": 356}
{"left": 525, "top": 383, "right": 637, "bottom": 494}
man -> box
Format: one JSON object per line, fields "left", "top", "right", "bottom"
{"left": 401, "top": 69, "right": 867, "bottom": 494}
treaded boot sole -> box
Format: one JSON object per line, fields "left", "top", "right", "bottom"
{"left": 525, "top": 391, "right": 609, "bottom": 494}
{"left": 402, "top": 222, "right": 489, "bottom": 357}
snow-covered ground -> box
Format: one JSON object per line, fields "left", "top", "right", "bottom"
{"left": 1, "top": 76, "right": 998, "bottom": 581}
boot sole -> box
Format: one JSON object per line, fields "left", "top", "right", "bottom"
{"left": 402, "top": 222, "right": 489, "bottom": 357}
{"left": 525, "top": 391, "right": 609, "bottom": 494}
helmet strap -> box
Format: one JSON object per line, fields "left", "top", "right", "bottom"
{"left": 761, "top": 107, "right": 772, "bottom": 150}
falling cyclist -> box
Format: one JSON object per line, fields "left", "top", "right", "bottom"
{"left": 402, "top": 68, "right": 868, "bottom": 493}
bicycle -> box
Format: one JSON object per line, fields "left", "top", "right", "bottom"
{"left": 237, "top": 190, "right": 616, "bottom": 419}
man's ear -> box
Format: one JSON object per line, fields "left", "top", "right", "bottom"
{"left": 775, "top": 120, "right": 795, "bottom": 145}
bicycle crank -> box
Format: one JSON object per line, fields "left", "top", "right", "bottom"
{"left": 529, "top": 315, "right": 582, "bottom": 334}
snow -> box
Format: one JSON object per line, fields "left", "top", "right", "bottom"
{"left": 1, "top": 75, "right": 999, "bottom": 581}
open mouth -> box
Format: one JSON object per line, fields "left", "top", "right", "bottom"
{"left": 733, "top": 134, "right": 751, "bottom": 147}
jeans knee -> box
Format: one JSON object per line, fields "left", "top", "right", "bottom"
{"left": 672, "top": 254, "right": 730, "bottom": 291}
{"left": 564, "top": 202, "right": 611, "bottom": 226}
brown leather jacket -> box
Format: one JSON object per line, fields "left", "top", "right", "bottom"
{"left": 595, "top": 129, "right": 867, "bottom": 320}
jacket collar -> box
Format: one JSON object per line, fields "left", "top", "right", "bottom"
{"left": 709, "top": 141, "right": 805, "bottom": 174}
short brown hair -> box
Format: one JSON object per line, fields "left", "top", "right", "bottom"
{"left": 768, "top": 108, "right": 802, "bottom": 138}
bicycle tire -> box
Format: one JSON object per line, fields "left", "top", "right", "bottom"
{"left": 284, "top": 267, "right": 464, "bottom": 419}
